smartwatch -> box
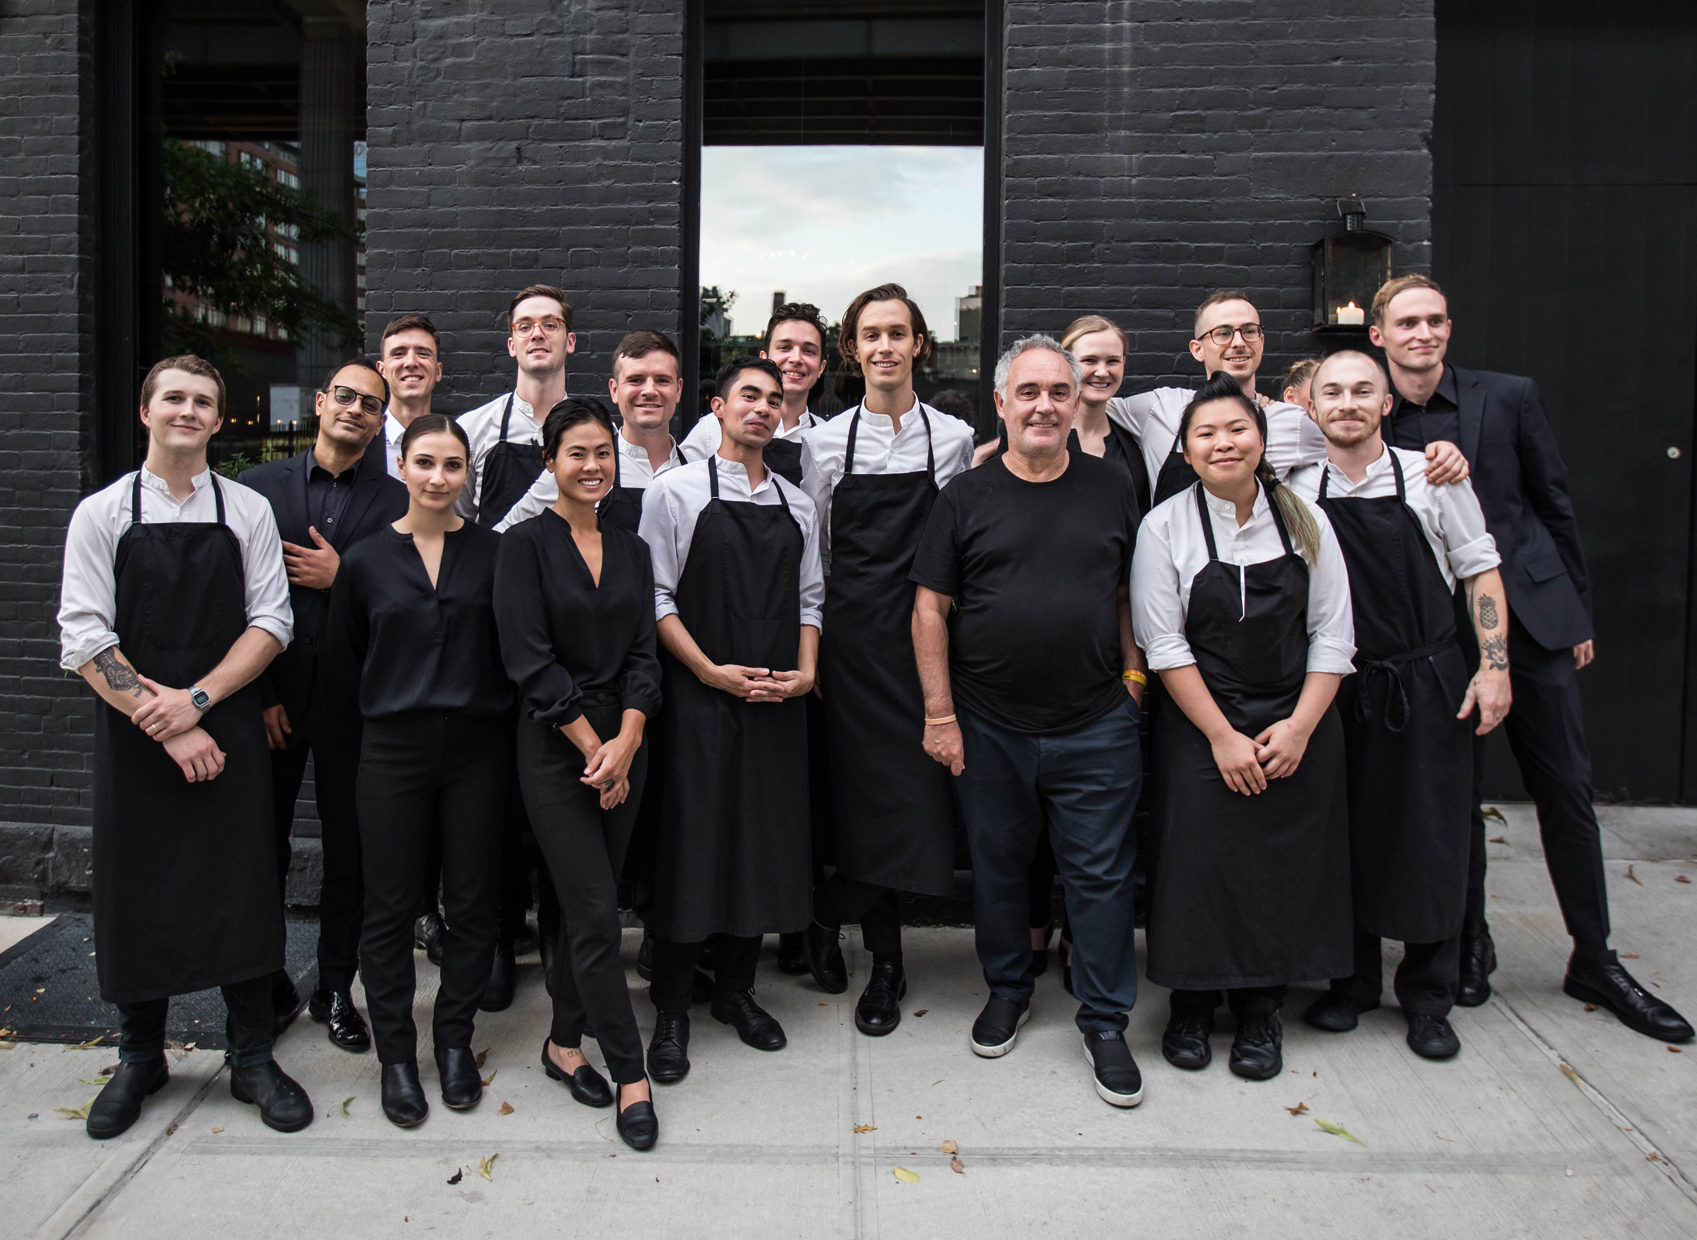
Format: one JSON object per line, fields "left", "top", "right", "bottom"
{"left": 189, "top": 686, "right": 212, "bottom": 712}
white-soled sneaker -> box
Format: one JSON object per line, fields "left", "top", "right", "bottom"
{"left": 1082, "top": 1031, "right": 1145, "bottom": 1107}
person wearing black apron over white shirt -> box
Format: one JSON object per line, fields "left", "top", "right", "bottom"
{"left": 57, "top": 356, "right": 312, "bottom": 1139}
{"left": 637, "top": 358, "right": 824, "bottom": 1085}
{"left": 1131, "top": 372, "right": 1356, "bottom": 1082}
{"left": 1286, "top": 351, "right": 1512, "bottom": 1061}
{"left": 798, "top": 283, "right": 975, "bottom": 1034}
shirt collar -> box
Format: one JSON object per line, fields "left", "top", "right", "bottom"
{"left": 1202, "top": 481, "right": 1269, "bottom": 526}
{"left": 140, "top": 465, "right": 211, "bottom": 499}
{"left": 384, "top": 410, "right": 406, "bottom": 441}
{"left": 712, "top": 453, "right": 777, "bottom": 494}
{"left": 1323, "top": 443, "right": 1392, "bottom": 491}
{"left": 855, "top": 397, "right": 921, "bottom": 428}
{"left": 307, "top": 447, "right": 361, "bottom": 481}
{"left": 1433, "top": 365, "right": 1459, "bottom": 407}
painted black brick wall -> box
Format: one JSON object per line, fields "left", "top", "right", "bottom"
{"left": 998, "top": 1, "right": 1435, "bottom": 390}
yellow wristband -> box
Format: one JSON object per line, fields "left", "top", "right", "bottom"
{"left": 1122, "top": 669, "right": 1147, "bottom": 686}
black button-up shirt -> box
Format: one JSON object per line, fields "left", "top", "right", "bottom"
{"left": 1386, "top": 365, "right": 1461, "bottom": 451}
{"left": 306, "top": 449, "right": 362, "bottom": 538}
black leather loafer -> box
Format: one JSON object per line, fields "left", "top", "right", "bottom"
{"left": 309, "top": 987, "right": 372, "bottom": 1052}
{"left": 1456, "top": 923, "right": 1496, "bottom": 1007}
{"left": 478, "top": 936, "right": 516, "bottom": 1012}
{"left": 381, "top": 1061, "right": 429, "bottom": 1127}
{"left": 647, "top": 1012, "right": 691, "bottom": 1083}
{"left": 970, "top": 994, "right": 1031, "bottom": 1058}
{"left": 541, "top": 1039, "right": 614, "bottom": 1107}
{"left": 777, "top": 930, "right": 809, "bottom": 975}
{"left": 1304, "top": 989, "right": 1377, "bottom": 1033}
{"left": 805, "top": 921, "right": 848, "bottom": 995}
{"left": 415, "top": 913, "right": 446, "bottom": 967}
{"left": 1161, "top": 1005, "right": 1214, "bottom": 1070}
{"left": 229, "top": 1058, "right": 314, "bottom": 1133}
{"left": 86, "top": 1056, "right": 168, "bottom": 1140}
{"left": 854, "top": 960, "right": 906, "bottom": 1037}
{"left": 1228, "top": 1011, "right": 1283, "bottom": 1081}
{"left": 1406, "top": 1012, "right": 1462, "bottom": 1059}
{"left": 616, "top": 1088, "right": 659, "bottom": 1151}
{"left": 711, "top": 987, "right": 787, "bottom": 1050}
{"left": 435, "top": 1045, "right": 483, "bottom": 1109}
{"left": 1564, "top": 950, "right": 1695, "bottom": 1042}
{"left": 1082, "top": 1031, "right": 1145, "bottom": 1107}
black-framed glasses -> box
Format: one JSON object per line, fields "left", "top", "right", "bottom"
{"left": 327, "top": 385, "right": 384, "bottom": 415}
{"left": 1201, "top": 324, "right": 1264, "bottom": 346}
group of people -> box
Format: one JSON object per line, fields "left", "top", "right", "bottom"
{"left": 57, "top": 275, "right": 1693, "bottom": 1151}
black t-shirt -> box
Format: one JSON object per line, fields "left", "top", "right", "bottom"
{"left": 910, "top": 452, "right": 1141, "bottom": 734}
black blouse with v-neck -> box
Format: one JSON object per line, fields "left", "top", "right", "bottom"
{"left": 324, "top": 520, "right": 514, "bottom": 719}
{"left": 493, "top": 507, "right": 662, "bottom": 726}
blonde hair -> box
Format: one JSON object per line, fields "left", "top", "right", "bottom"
{"left": 1060, "top": 315, "right": 1128, "bottom": 353}
{"left": 1370, "top": 274, "right": 1446, "bottom": 327}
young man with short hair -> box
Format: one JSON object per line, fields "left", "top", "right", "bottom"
{"left": 375, "top": 314, "right": 445, "bottom": 479}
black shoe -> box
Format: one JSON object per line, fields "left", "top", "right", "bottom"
{"left": 1304, "top": 989, "right": 1378, "bottom": 1033}
{"left": 86, "top": 1057, "right": 168, "bottom": 1140}
{"left": 1564, "top": 950, "right": 1695, "bottom": 1042}
{"left": 381, "top": 1061, "right": 429, "bottom": 1127}
{"left": 616, "top": 1084, "right": 659, "bottom": 1151}
{"left": 970, "top": 994, "right": 1031, "bottom": 1058}
{"left": 805, "top": 921, "right": 848, "bottom": 995}
{"left": 271, "top": 973, "right": 303, "bottom": 1039}
{"left": 1229, "top": 1011, "right": 1283, "bottom": 1081}
{"left": 637, "top": 931, "right": 654, "bottom": 981}
{"left": 1161, "top": 1004, "right": 1214, "bottom": 1070}
{"left": 541, "top": 1039, "right": 614, "bottom": 1107}
{"left": 1029, "top": 924, "right": 1053, "bottom": 977}
{"left": 1406, "top": 1013, "right": 1462, "bottom": 1059}
{"left": 415, "top": 913, "right": 446, "bottom": 967}
{"left": 854, "top": 960, "right": 907, "bottom": 1037}
{"left": 478, "top": 935, "right": 516, "bottom": 1012}
{"left": 711, "top": 987, "right": 787, "bottom": 1051}
{"left": 1456, "top": 923, "right": 1496, "bottom": 1007}
{"left": 647, "top": 1012, "right": 691, "bottom": 1083}
{"left": 777, "top": 931, "right": 809, "bottom": 975}
{"left": 308, "top": 987, "right": 372, "bottom": 1052}
{"left": 1082, "top": 1031, "right": 1145, "bottom": 1107}
{"left": 228, "top": 1058, "right": 314, "bottom": 1133}
{"left": 435, "top": 1045, "right": 482, "bottom": 1109}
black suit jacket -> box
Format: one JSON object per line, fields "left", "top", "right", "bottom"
{"left": 239, "top": 436, "right": 409, "bottom": 731}
{"left": 1418, "top": 365, "right": 1593, "bottom": 651}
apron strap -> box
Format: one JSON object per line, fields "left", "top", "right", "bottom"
{"left": 708, "top": 456, "right": 719, "bottom": 500}
{"left": 130, "top": 471, "right": 143, "bottom": 525}
{"left": 613, "top": 436, "right": 623, "bottom": 488}
{"left": 919, "top": 405, "right": 935, "bottom": 479}
{"left": 844, "top": 409, "right": 862, "bottom": 478}
{"left": 209, "top": 472, "right": 226, "bottom": 525}
{"left": 497, "top": 394, "right": 514, "bottom": 441}
{"left": 1391, "top": 448, "right": 1408, "bottom": 502}
{"left": 1318, "top": 464, "right": 1331, "bottom": 502}
{"left": 1194, "top": 482, "right": 1221, "bottom": 562}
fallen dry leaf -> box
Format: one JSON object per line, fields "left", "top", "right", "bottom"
{"left": 447, "top": 1169, "right": 463, "bottom": 1185}
{"left": 341, "top": 1096, "right": 354, "bottom": 1116}
{"left": 499, "top": 1101, "right": 515, "bottom": 1115}
{"left": 913, "top": 1009, "right": 928, "bottom": 1017}
{"left": 1584, "top": 1004, "right": 1598, "bottom": 1012}
{"left": 481, "top": 1070, "right": 497, "bottom": 1087}
{"left": 938, "top": 1139, "right": 958, "bottom": 1154}
{"left": 474, "top": 1048, "right": 490, "bottom": 1068}
{"left": 71, "top": 1035, "right": 104, "bottom": 1049}
{"left": 477, "top": 1153, "right": 498, "bottom": 1181}
{"left": 1670, "top": 1046, "right": 1683, "bottom": 1054}
{"left": 892, "top": 1166, "right": 919, "bottom": 1183}
{"left": 1560, "top": 1064, "right": 1584, "bottom": 1086}
{"left": 1286, "top": 1102, "right": 1309, "bottom": 1116}
{"left": 1481, "top": 806, "right": 1506, "bottom": 823}
{"left": 1314, "top": 1118, "right": 1364, "bottom": 1145}
{"left": 951, "top": 1156, "right": 965, "bottom": 1174}
{"left": 164, "top": 1122, "right": 177, "bottom": 1136}
{"left": 211, "top": 1126, "right": 223, "bottom": 1133}
{"left": 1488, "top": 836, "right": 1507, "bottom": 845}
{"left": 79, "top": 1077, "right": 111, "bottom": 1086}
{"left": 1677, "top": 875, "right": 1691, "bottom": 884}
{"left": 55, "top": 1097, "right": 96, "bottom": 1121}
{"left": 1627, "top": 865, "right": 1643, "bottom": 885}
{"left": 1622, "top": 953, "right": 1640, "bottom": 959}
{"left": 853, "top": 1124, "right": 877, "bottom": 1133}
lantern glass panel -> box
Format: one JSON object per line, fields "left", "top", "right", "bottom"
{"left": 1314, "top": 232, "right": 1392, "bottom": 328}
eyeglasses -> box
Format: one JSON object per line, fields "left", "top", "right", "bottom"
{"left": 513, "top": 317, "right": 568, "bottom": 337}
{"left": 1200, "top": 324, "right": 1264, "bottom": 346}
{"left": 327, "top": 385, "right": 384, "bottom": 415}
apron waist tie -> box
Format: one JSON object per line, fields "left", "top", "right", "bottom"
{"left": 1353, "top": 641, "right": 1451, "bottom": 733}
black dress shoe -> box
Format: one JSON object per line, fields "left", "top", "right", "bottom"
{"left": 970, "top": 994, "right": 1031, "bottom": 1058}
{"left": 616, "top": 1086, "right": 659, "bottom": 1151}
{"left": 541, "top": 1039, "right": 614, "bottom": 1107}
{"left": 647, "top": 1012, "right": 691, "bottom": 1083}
{"left": 1406, "top": 1012, "right": 1462, "bottom": 1059}
{"left": 86, "top": 1056, "right": 168, "bottom": 1140}
{"left": 1082, "top": 1031, "right": 1145, "bottom": 1107}
{"left": 854, "top": 960, "right": 907, "bottom": 1036}
{"left": 478, "top": 935, "right": 516, "bottom": 1012}
{"left": 1564, "top": 950, "right": 1695, "bottom": 1042}
{"left": 776, "top": 930, "right": 809, "bottom": 975}
{"left": 435, "top": 1045, "right": 483, "bottom": 1109}
{"left": 381, "top": 1061, "right": 429, "bottom": 1127}
{"left": 1161, "top": 1005, "right": 1214, "bottom": 1070}
{"left": 1229, "top": 1011, "right": 1283, "bottom": 1081}
{"left": 309, "top": 988, "right": 372, "bottom": 1052}
{"left": 271, "top": 974, "right": 303, "bottom": 1039}
{"left": 1456, "top": 923, "right": 1496, "bottom": 1007}
{"left": 228, "top": 1058, "right": 313, "bottom": 1133}
{"left": 415, "top": 913, "right": 447, "bottom": 967}
{"left": 711, "top": 987, "right": 787, "bottom": 1050}
{"left": 805, "top": 921, "right": 848, "bottom": 995}
{"left": 637, "top": 931, "right": 654, "bottom": 981}
{"left": 1304, "top": 989, "right": 1377, "bottom": 1033}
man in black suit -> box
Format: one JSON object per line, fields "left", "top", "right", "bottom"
{"left": 239, "top": 358, "right": 410, "bottom": 1051}
{"left": 1370, "top": 275, "right": 1691, "bottom": 1044}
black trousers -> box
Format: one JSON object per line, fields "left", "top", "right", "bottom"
{"left": 269, "top": 725, "right": 363, "bottom": 992}
{"left": 357, "top": 711, "right": 511, "bottom": 1064}
{"left": 651, "top": 934, "right": 760, "bottom": 1014}
{"left": 1333, "top": 930, "right": 1460, "bottom": 1017}
{"left": 1463, "top": 619, "right": 1610, "bottom": 949}
{"left": 1171, "top": 985, "right": 1287, "bottom": 1018}
{"left": 814, "top": 874, "right": 902, "bottom": 958}
{"left": 518, "top": 711, "right": 648, "bottom": 1086}
{"left": 119, "top": 974, "right": 274, "bottom": 1068}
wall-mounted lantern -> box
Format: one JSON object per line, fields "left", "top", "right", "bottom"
{"left": 1311, "top": 195, "right": 1393, "bottom": 332}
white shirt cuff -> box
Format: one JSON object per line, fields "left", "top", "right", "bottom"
{"left": 1306, "top": 639, "right": 1358, "bottom": 675}
{"left": 1143, "top": 636, "right": 1197, "bottom": 671}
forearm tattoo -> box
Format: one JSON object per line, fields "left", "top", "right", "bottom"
{"left": 1478, "top": 594, "right": 1500, "bottom": 630}
{"left": 93, "top": 648, "right": 152, "bottom": 698}
{"left": 1482, "top": 634, "right": 1508, "bottom": 671}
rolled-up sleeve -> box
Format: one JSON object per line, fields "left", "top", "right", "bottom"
{"left": 57, "top": 500, "right": 121, "bottom": 672}
{"left": 240, "top": 500, "right": 294, "bottom": 651}
{"left": 1130, "top": 516, "right": 1195, "bottom": 671}
{"left": 1305, "top": 512, "right": 1357, "bottom": 674}
{"left": 639, "top": 479, "right": 683, "bottom": 622}
{"left": 1438, "top": 477, "right": 1501, "bottom": 581}
{"left": 795, "top": 490, "right": 825, "bottom": 632}
{"left": 1264, "top": 401, "right": 1328, "bottom": 478}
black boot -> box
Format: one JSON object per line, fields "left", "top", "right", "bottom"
{"left": 1161, "top": 1003, "right": 1214, "bottom": 1071}
{"left": 647, "top": 1012, "right": 691, "bottom": 1083}
{"left": 479, "top": 933, "right": 516, "bottom": 1012}
{"left": 1564, "top": 949, "right": 1695, "bottom": 1042}
{"left": 86, "top": 1057, "right": 168, "bottom": 1140}
{"left": 854, "top": 959, "right": 907, "bottom": 1037}
{"left": 415, "top": 912, "right": 447, "bottom": 967}
{"left": 229, "top": 1058, "right": 314, "bottom": 1132}
{"left": 776, "top": 931, "right": 809, "bottom": 975}
{"left": 381, "top": 1061, "right": 429, "bottom": 1127}
{"left": 805, "top": 921, "right": 847, "bottom": 995}
{"left": 308, "top": 987, "right": 372, "bottom": 1052}
{"left": 435, "top": 1045, "right": 483, "bottom": 1109}
{"left": 1456, "top": 922, "right": 1496, "bottom": 1007}
{"left": 1228, "top": 1011, "right": 1283, "bottom": 1081}
{"left": 711, "top": 987, "right": 787, "bottom": 1051}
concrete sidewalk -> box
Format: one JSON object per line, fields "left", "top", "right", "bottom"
{"left": 4, "top": 802, "right": 1694, "bottom": 1239}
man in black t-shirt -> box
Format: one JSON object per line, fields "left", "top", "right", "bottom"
{"left": 912, "top": 336, "right": 1149, "bottom": 1109}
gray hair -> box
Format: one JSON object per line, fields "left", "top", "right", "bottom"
{"left": 994, "top": 334, "right": 1083, "bottom": 400}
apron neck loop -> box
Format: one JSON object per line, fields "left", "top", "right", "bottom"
{"left": 1390, "top": 447, "right": 1407, "bottom": 501}
{"left": 708, "top": 455, "right": 720, "bottom": 500}
{"left": 210, "top": 472, "right": 226, "bottom": 525}
{"left": 1194, "top": 482, "right": 1222, "bottom": 562}
{"left": 844, "top": 410, "right": 862, "bottom": 478}
{"left": 613, "top": 435, "right": 623, "bottom": 488}
{"left": 1318, "top": 464, "right": 1331, "bottom": 502}
{"left": 130, "top": 471, "right": 143, "bottom": 524}
{"left": 132, "top": 469, "right": 225, "bottom": 524}
{"left": 497, "top": 394, "right": 514, "bottom": 440}
{"left": 918, "top": 405, "right": 936, "bottom": 478}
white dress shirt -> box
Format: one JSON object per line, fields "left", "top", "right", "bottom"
{"left": 58, "top": 466, "right": 294, "bottom": 672}
{"left": 454, "top": 390, "right": 552, "bottom": 522}
{"left": 494, "top": 429, "right": 685, "bottom": 532}
{"left": 1285, "top": 446, "right": 1500, "bottom": 592}
{"left": 1108, "top": 387, "right": 1326, "bottom": 493}
{"left": 1131, "top": 480, "right": 1355, "bottom": 675}
{"left": 380, "top": 410, "right": 407, "bottom": 480}
{"left": 638, "top": 456, "right": 825, "bottom": 632}
{"left": 681, "top": 408, "right": 821, "bottom": 462}
{"left": 799, "top": 399, "right": 976, "bottom": 570}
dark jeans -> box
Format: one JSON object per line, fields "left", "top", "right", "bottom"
{"left": 1462, "top": 620, "right": 1610, "bottom": 949}
{"left": 357, "top": 711, "right": 511, "bottom": 1064}
{"left": 651, "top": 934, "right": 761, "bottom": 1014}
{"left": 814, "top": 874, "right": 902, "bottom": 959}
{"left": 269, "top": 725, "right": 363, "bottom": 992}
{"left": 119, "top": 974, "right": 274, "bottom": 1068}
{"left": 518, "top": 711, "right": 649, "bottom": 1085}
{"left": 1333, "top": 930, "right": 1460, "bottom": 1017}
{"left": 954, "top": 697, "right": 1141, "bottom": 1034}
{"left": 1171, "top": 986, "right": 1286, "bottom": 1019}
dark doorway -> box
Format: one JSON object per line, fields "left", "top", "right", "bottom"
{"left": 1432, "top": 1, "right": 1697, "bottom": 801}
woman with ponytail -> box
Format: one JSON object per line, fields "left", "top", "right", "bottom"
{"left": 1129, "top": 371, "right": 1355, "bottom": 1082}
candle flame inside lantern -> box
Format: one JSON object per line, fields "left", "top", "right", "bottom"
{"left": 1335, "top": 302, "right": 1365, "bottom": 326}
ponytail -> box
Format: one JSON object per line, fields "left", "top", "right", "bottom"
{"left": 1259, "top": 461, "right": 1323, "bottom": 564}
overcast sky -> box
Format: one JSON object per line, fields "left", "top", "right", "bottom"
{"left": 700, "top": 145, "right": 984, "bottom": 341}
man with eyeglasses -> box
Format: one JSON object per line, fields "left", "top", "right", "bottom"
{"left": 375, "top": 314, "right": 445, "bottom": 480}
{"left": 240, "top": 358, "right": 409, "bottom": 1053}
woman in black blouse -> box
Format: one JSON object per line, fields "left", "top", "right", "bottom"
{"left": 494, "top": 398, "right": 662, "bottom": 1151}
{"left": 324, "top": 413, "right": 514, "bottom": 1130}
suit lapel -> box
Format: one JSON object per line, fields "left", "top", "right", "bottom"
{"left": 1455, "top": 366, "right": 1484, "bottom": 465}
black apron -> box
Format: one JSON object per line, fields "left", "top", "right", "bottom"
{"left": 476, "top": 395, "right": 544, "bottom": 528}
{"left": 1146, "top": 482, "right": 1351, "bottom": 991}
{"left": 1150, "top": 430, "right": 1200, "bottom": 508}
{"left": 92, "top": 474, "right": 282, "bottom": 1003}
{"left": 765, "top": 434, "right": 805, "bottom": 487}
{"left": 650, "top": 461, "right": 812, "bottom": 940}
{"left": 1318, "top": 457, "right": 1473, "bottom": 943}
{"left": 598, "top": 437, "right": 683, "bottom": 534}
{"left": 820, "top": 408, "right": 955, "bottom": 897}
